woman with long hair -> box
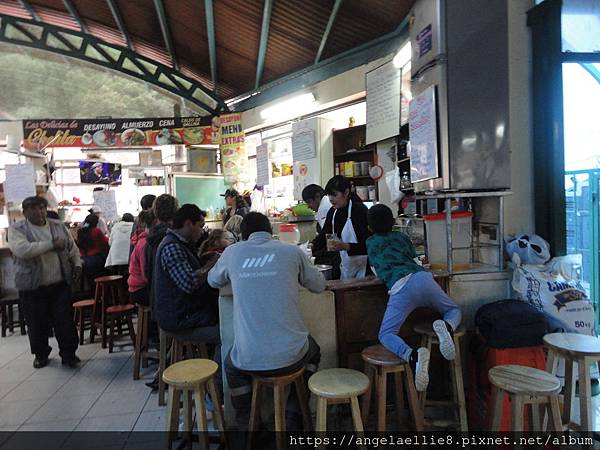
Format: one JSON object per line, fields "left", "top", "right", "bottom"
{"left": 311, "top": 175, "right": 371, "bottom": 279}
{"left": 221, "top": 189, "right": 249, "bottom": 225}
{"left": 78, "top": 214, "right": 109, "bottom": 292}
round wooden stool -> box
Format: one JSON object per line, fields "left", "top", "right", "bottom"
{"left": 247, "top": 367, "right": 311, "bottom": 450}
{"left": 0, "top": 295, "right": 25, "bottom": 337}
{"left": 544, "top": 332, "right": 600, "bottom": 431}
{"left": 105, "top": 304, "right": 136, "bottom": 353}
{"left": 72, "top": 299, "right": 95, "bottom": 345}
{"left": 162, "top": 359, "right": 227, "bottom": 450}
{"left": 309, "top": 368, "right": 370, "bottom": 433}
{"left": 361, "top": 344, "right": 424, "bottom": 432}
{"left": 91, "top": 275, "right": 125, "bottom": 348}
{"left": 133, "top": 304, "right": 159, "bottom": 380}
{"left": 488, "top": 364, "right": 563, "bottom": 431}
{"left": 413, "top": 321, "right": 468, "bottom": 431}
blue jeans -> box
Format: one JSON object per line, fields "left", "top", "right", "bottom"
{"left": 378, "top": 271, "right": 461, "bottom": 361}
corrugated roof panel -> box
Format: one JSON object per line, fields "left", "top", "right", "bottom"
{"left": 33, "top": 4, "right": 81, "bottom": 32}
{"left": 0, "top": 0, "right": 34, "bottom": 20}
{"left": 117, "top": 0, "right": 164, "bottom": 49}
{"left": 73, "top": 0, "right": 114, "bottom": 29}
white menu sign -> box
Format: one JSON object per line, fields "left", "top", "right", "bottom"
{"left": 93, "top": 190, "right": 118, "bottom": 221}
{"left": 366, "top": 61, "right": 401, "bottom": 145}
{"left": 256, "top": 143, "right": 270, "bottom": 186}
{"left": 409, "top": 85, "right": 439, "bottom": 183}
{"left": 4, "top": 163, "right": 35, "bottom": 203}
{"left": 291, "top": 126, "right": 316, "bottom": 161}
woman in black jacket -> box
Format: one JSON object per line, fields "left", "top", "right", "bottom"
{"left": 312, "top": 176, "right": 371, "bottom": 279}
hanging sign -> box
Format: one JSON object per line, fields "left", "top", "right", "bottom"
{"left": 4, "top": 163, "right": 35, "bottom": 203}
{"left": 256, "top": 143, "right": 270, "bottom": 186}
{"left": 218, "top": 113, "right": 248, "bottom": 185}
{"left": 366, "top": 61, "right": 401, "bottom": 145}
{"left": 22, "top": 117, "right": 214, "bottom": 150}
{"left": 409, "top": 85, "right": 439, "bottom": 183}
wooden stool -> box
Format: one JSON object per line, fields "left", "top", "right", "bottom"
{"left": 105, "top": 304, "right": 136, "bottom": 353}
{"left": 361, "top": 345, "right": 423, "bottom": 432}
{"left": 413, "top": 321, "right": 468, "bottom": 431}
{"left": 72, "top": 299, "right": 95, "bottom": 345}
{"left": 247, "top": 367, "right": 311, "bottom": 450}
{"left": 488, "top": 364, "right": 562, "bottom": 431}
{"left": 544, "top": 332, "right": 600, "bottom": 431}
{"left": 133, "top": 304, "right": 159, "bottom": 380}
{"left": 158, "top": 329, "right": 209, "bottom": 406}
{"left": 91, "top": 275, "right": 125, "bottom": 348}
{"left": 0, "top": 296, "right": 25, "bottom": 337}
{"left": 162, "top": 359, "right": 227, "bottom": 450}
{"left": 309, "top": 368, "right": 370, "bottom": 433}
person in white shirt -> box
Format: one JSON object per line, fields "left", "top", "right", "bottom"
{"left": 105, "top": 213, "right": 134, "bottom": 270}
{"left": 301, "top": 184, "right": 332, "bottom": 232}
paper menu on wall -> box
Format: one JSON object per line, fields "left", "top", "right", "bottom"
{"left": 291, "top": 128, "right": 316, "bottom": 161}
{"left": 93, "top": 190, "right": 118, "bottom": 221}
{"left": 409, "top": 85, "right": 439, "bottom": 183}
{"left": 366, "top": 61, "right": 401, "bottom": 145}
{"left": 256, "top": 143, "right": 270, "bottom": 186}
{"left": 4, "top": 163, "right": 36, "bottom": 203}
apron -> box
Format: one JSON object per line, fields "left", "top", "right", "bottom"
{"left": 332, "top": 199, "right": 368, "bottom": 279}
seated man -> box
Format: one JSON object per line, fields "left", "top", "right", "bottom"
{"left": 208, "top": 212, "right": 326, "bottom": 430}
{"left": 153, "top": 204, "right": 220, "bottom": 352}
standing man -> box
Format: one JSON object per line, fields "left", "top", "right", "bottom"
{"left": 9, "top": 196, "right": 82, "bottom": 368}
{"left": 208, "top": 212, "right": 326, "bottom": 430}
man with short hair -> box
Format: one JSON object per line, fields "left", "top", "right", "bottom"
{"left": 153, "top": 204, "right": 220, "bottom": 344}
{"left": 9, "top": 196, "right": 82, "bottom": 368}
{"left": 208, "top": 212, "right": 326, "bottom": 430}
{"left": 301, "top": 184, "right": 332, "bottom": 231}
{"left": 130, "top": 194, "right": 157, "bottom": 254}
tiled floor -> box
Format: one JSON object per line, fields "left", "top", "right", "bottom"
{"left": 0, "top": 331, "right": 166, "bottom": 432}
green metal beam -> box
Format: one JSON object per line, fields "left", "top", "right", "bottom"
{"left": 204, "top": 0, "right": 217, "bottom": 92}
{"left": 63, "top": 0, "right": 88, "bottom": 34}
{"left": 0, "top": 13, "right": 221, "bottom": 114}
{"left": 314, "top": 0, "right": 343, "bottom": 64}
{"left": 152, "top": 0, "right": 178, "bottom": 70}
{"left": 254, "top": 0, "right": 273, "bottom": 90}
{"left": 17, "top": 0, "right": 39, "bottom": 21}
{"left": 106, "top": 0, "right": 132, "bottom": 50}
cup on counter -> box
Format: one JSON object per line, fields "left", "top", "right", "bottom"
{"left": 326, "top": 233, "right": 341, "bottom": 251}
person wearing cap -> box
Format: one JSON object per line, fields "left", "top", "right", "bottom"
{"left": 221, "top": 189, "right": 249, "bottom": 225}
{"left": 8, "top": 196, "right": 82, "bottom": 368}
{"left": 89, "top": 205, "right": 109, "bottom": 235}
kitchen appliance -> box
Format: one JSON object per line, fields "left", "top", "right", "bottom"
{"left": 408, "top": 0, "right": 509, "bottom": 192}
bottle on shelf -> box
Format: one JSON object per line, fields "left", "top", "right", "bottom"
{"left": 400, "top": 171, "right": 411, "bottom": 189}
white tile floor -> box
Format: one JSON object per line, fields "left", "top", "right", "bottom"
{"left": 0, "top": 331, "right": 166, "bottom": 432}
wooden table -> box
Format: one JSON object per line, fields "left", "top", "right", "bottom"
{"left": 326, "top": 272, "right": 449, "bottom": 369}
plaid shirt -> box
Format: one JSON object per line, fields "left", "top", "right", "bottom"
{"left": 159, "top": 230, "right": 201, "bottom": 294}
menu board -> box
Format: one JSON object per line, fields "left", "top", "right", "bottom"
{"left": 218, "top": 113, "right": 248, "bottom": 185}
{"left": 366, "top": 61, "right": 401, "bottom": 145}
{"left": 92, "top": 190, "right": 118, "bottom": 221}
{"left": 291, "top": 127, "right": 316, "bottom": 161}
{"left": 409, "top": 85, "right": 439, "bottom": 183}
{"left": 256, "top": 143, "right": 270, "bottom": 186}
{"left": 4, "top": 163, "right": 35, "bottom": 203}
{"left": 22, "top": 116, "right": 214, "bottom": 150}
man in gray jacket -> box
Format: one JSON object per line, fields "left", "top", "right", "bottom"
{"left": 9, "top": 196, "right": 82, "bottom": 368}
{"left": 208, "top": 212, "right": 326, "bottom": 430}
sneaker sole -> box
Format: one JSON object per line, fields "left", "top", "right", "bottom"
{"left": 433, "top": 320, "right": 456, "bottom": 360}
{"left": 414, "top": 348, "right": 430, "bottom": 392}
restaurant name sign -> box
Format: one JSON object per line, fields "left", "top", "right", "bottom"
{"left": 22, "top": 116, "right": 214, "bottom": 150}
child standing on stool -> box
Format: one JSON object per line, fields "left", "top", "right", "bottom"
{"left": 366, "top": 204, "right": 461, "bottom": 392}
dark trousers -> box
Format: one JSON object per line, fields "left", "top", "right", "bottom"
{"left": 20, "top": 282, "right": 79, "bottom": 359}
{"left": 225, "top": 335, "right": 321, "bottom": 430}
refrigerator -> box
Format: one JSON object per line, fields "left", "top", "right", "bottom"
{"left": 408, "top": 0, "right": 510, "bottom": 192}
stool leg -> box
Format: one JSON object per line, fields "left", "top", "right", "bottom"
{"left": 350, "top": 396, "right": 364, "bottom": 432}
{"left": 247, "top": 379, "right": 261, "bottom": 450}
{"left": 165, "top": 387, "right": 181, "bottom": 450}
{"left": 158, "top": 331, "right": 168, "bottom": 406}
{"left": 294, "top": 378, "right": 312, "bottom": 431}
{"left": 549, "top": 395, "right": 563, "bottom": 432}
{"left": 133, "top": 314, "right": 143, "bottom": 380}
{"left": 563, "top": 359, "right": 575, "bottom": 427}
{"left": 404, "top": 367, "right": 424, "bottom": 432}
{"left": 183, "top": 390, "right": 193, "bottom": 450}
{"left": 141, "top": 311, "right": 149, "bottom": 368}
{"left": 194, "top": 385, "right": 210, "bottom": 450}
{"left": 393, "top": 371, "right": 405, "bottom": 430}
{"left": 419, "top": 336, "right": 432, "bottom": 411}
{"left": 511, "top": 394, "right": 524, "bottom": 431}
{"left": 8, "top": 303, "right": 14, "bottom": 333}
{"left": 108, "top": 315, "right": 115, "bottom": 353}
{"left": 18, "top": 302, "right": 26, "bottom": 335}
{"left": 78, "top": 310, "right": 85, "bottom": 345}
{"left": 1, "top": 304, "right": 6, "bottom": 337}
{"left": 361, "top": 363, "right": 374, "bottom": 426}
{"left": 376, "top": 368, "right": 387, "bottom": 431}
{"left": 452, "top": 337, "right": 468, "bottom": 431}
{"left": 316, "top": 396, "right": 327, "bottom": 432}
{"left": 101, "top": 307, "right": 108, "bottom": 349}
{"left": 126, "top": 314, "right": 136, "bottom": 345}
{"left": 531, "top": 403, "right": 542, "bottom": 431}
{"left": 490, "top": 386, "right": 504, "bottom": 431}
{"left": 273, "top": 383, "right": 286, "bottom": 450}
{"left": 207, "top": 378, "right": 228, "bottom": 447}
{"left": 578, "top": 357, "right": 592, "bottom": 432}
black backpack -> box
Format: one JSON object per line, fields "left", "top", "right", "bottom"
{"left": 475, "top": 299, "right": 551, "bottom": 348}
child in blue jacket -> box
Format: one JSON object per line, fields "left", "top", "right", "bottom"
{"left": 366, "top": 204, "right": 461, "bottom": 391}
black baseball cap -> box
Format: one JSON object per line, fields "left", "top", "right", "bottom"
{"left": 220, "top": 189, "right": 239, "bottom": 197}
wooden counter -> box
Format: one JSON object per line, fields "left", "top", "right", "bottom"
{"left": 325, "top": 273, "right": 449, "bottom": 369}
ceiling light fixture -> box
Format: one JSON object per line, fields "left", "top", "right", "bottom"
{"left": 260, "top": 93, "right": 316, "bottom": 120}
{"left": 393, "top": 41, "right": 412, "bottom": 69}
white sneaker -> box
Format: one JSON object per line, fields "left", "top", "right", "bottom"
{"left": 414, "top": 347, "right": 430, "bottom": 392}
{"left": 433, "top": 319, "right": 456, "bottom": 360}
